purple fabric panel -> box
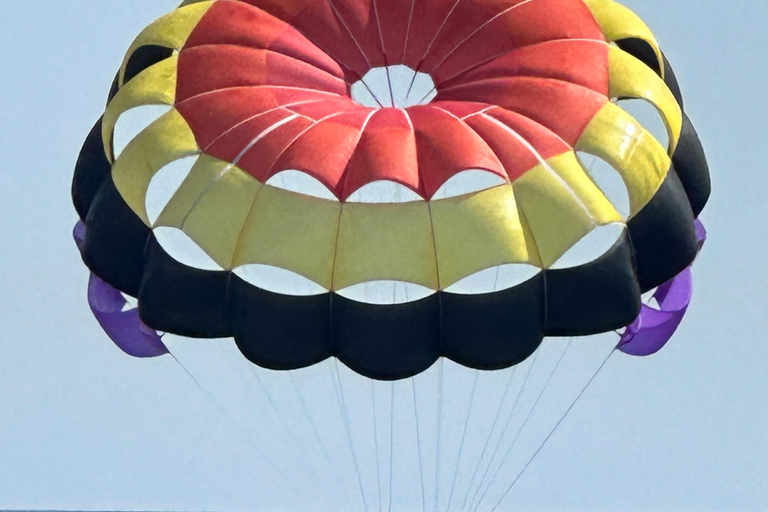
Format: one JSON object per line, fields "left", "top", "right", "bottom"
{"left": 619, "top": 218, "right": 707, "bottom": 356}
{"left": 695, "top": 218, "right": 707, "bottom": 249}
{"left": 87, "top": 271, "right": 125, "bottom": 313}
{"left": 618, "top": 268, "right": 692, "bottom": 356}
{"left": 88, "top": 274, "right": 169, "bottom": 358}
{"left": 73, "top": 221, "right": 86, "bottom": 252}
{"left": 74, "top": 221, "right": 168, "bottom": 358}
{"left": 655, "top": 267, "right": 692, "bottom": 311}
{"left": 618, "top": 305, "right": 688, "bottom": 356}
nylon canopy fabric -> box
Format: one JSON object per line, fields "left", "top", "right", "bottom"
{"left": 73, "top": 0, "right": 710, "bottom": 380}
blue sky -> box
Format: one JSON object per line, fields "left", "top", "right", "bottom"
{"left": 0, "top": 1, "right": 766, "bottom": 511}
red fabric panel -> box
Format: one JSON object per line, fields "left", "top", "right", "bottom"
{"left": 436, "top": 77, "right": 607, "bottom": 146}
{"left": 241, "top": 0, "right": 370, "bottom": 80}
{"left": 184, "top": 1, "right": 344, "bottom": 78}
{"left": 236, "top": 116, "right": 316, "bottom": 181}
{"left": 434, "top": 39, "right": 609, "bottom": 94}
{"left": 288, "top": 99, "right": 360, "bottom": 120}
{"left": 417, "top": 0, "right": 529, "bottom": 70}
{"left": 402, "top": 0, "right": 465, "bottom": 68}
{"left": 270, "top": 110, "right": 373, "bottom": 192}
{"left": 431, "top": 101, "right": 493, "bottom": 119}
{"left": 173, "top": 0, "right": 613, "bottom": 198}
{"left": 176, "top": 46, "right": 347, "bottom": 102}
{"left": 424, "top": 0, "right": 604, "bottom": 77}
{"left": 206, "top": 109, "right": 299, "bottom": 163}
{"left": 408, "top": 106, "right": 505, "bottom": 198}
{"left": 464, "top": 109, "right": 570, "bottom": 181}
{"left": 176, "top": 87, "right": 333, "bottom": 149}
{"left": 374, "top": 0, "right": 414, "bottom": 64}
{"left": 326, "top": 0, "right": 387, "bottom": 68}
{"left": 484, "top": 107, "right": 570, "bottom": 159}
{"left": 341, "top": 109, "right": 419, "bottom": 198}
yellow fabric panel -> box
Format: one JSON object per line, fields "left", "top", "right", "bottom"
{"left": 112, "top": 109, "right": 200, "bottom": 224}
{"left": 609, "top": 46, "right": 682, "bottom": 153}
{"left": 583, "top": 0, "right": 663, "bottom": 77}
{"left": 179, "top": 169, "right": 261, "bottom": 269}
{"left": 103, "top": 55, "right": 178, "bottom": 162}
{"left": 232, "top": 186, "right": 341, "bottom": 289}
{"left": 513, "top": 163, "right": 597, "bottom": 268}
{"left": 518, "top": 208, "right": 542, "bottom": 269}
{"left": 430, "top": 185, "right": 535, "bottom": 287}
{"left": 178, "top": 0, "right": 212, "bottom": 7}
{"left": 155, "top": 154, "right": 229, "bottom": 228}
{"left": 334, "top": 202, "right": 438, "bottom": 290}
{"left": 119, "top": 2, "right": 213, "bottom": 85}
{"left": 547, "top": 152, "right": 622, "bottom": 225}
{"left": 576, "top": 102, "right": 671, "bottom": 215}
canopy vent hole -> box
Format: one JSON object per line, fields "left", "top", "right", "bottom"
{"left": 351, "top": 65, "right": 437, "bottom": 108}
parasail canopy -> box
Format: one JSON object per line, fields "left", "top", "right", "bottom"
{"left": 73, "top": 0, "right": 709, "bottom": 379}
{"left": 71, "top": 1, "right": 712, "bottom": 508}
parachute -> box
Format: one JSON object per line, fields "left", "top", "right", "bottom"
{"left": 72, "top": 0, "right": 710, "bottom": 508}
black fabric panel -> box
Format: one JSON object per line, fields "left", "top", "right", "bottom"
{"left": 138, "top": 237, "right": 231, "bottom": 338}
{"left": 333, "top": 294, "right": 441, "bottom": 380}
{"left": 108, "top": 73, "right": 120, "bottom": 105}
{"left": 82, "top": 176, "right": 149, "bottom": 297}
{"left": 628, "top": 171, "right": 698, "bottom": 292}
{"left": 662, "top": 54, "right": 684, "bottom": 109}
{"left": 72, "top": 118, "right": 111, "bottom": 220}
{"left": 123, "top": 45, "right": 175, "bottom": 85}
{"left": 672, "top": 113, "right": 711, "bottom": 217}
{"left": 616, "top": 38, "right": 662, "bottom": 75}
{"left": 544, "top": 232, "right": 641, "bottom": 336}
{"left": 106, "top": 46, "right": 173, "bottom": 105}
{"left": 231, "top": 278, "right": 332, "bottom": 371}
{"left": 441, "top": 275, "right": 544, "bottom": 370}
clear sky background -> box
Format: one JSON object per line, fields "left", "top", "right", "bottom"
{"left": 0, "top": 1, "right": 766, "bottom": 511}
